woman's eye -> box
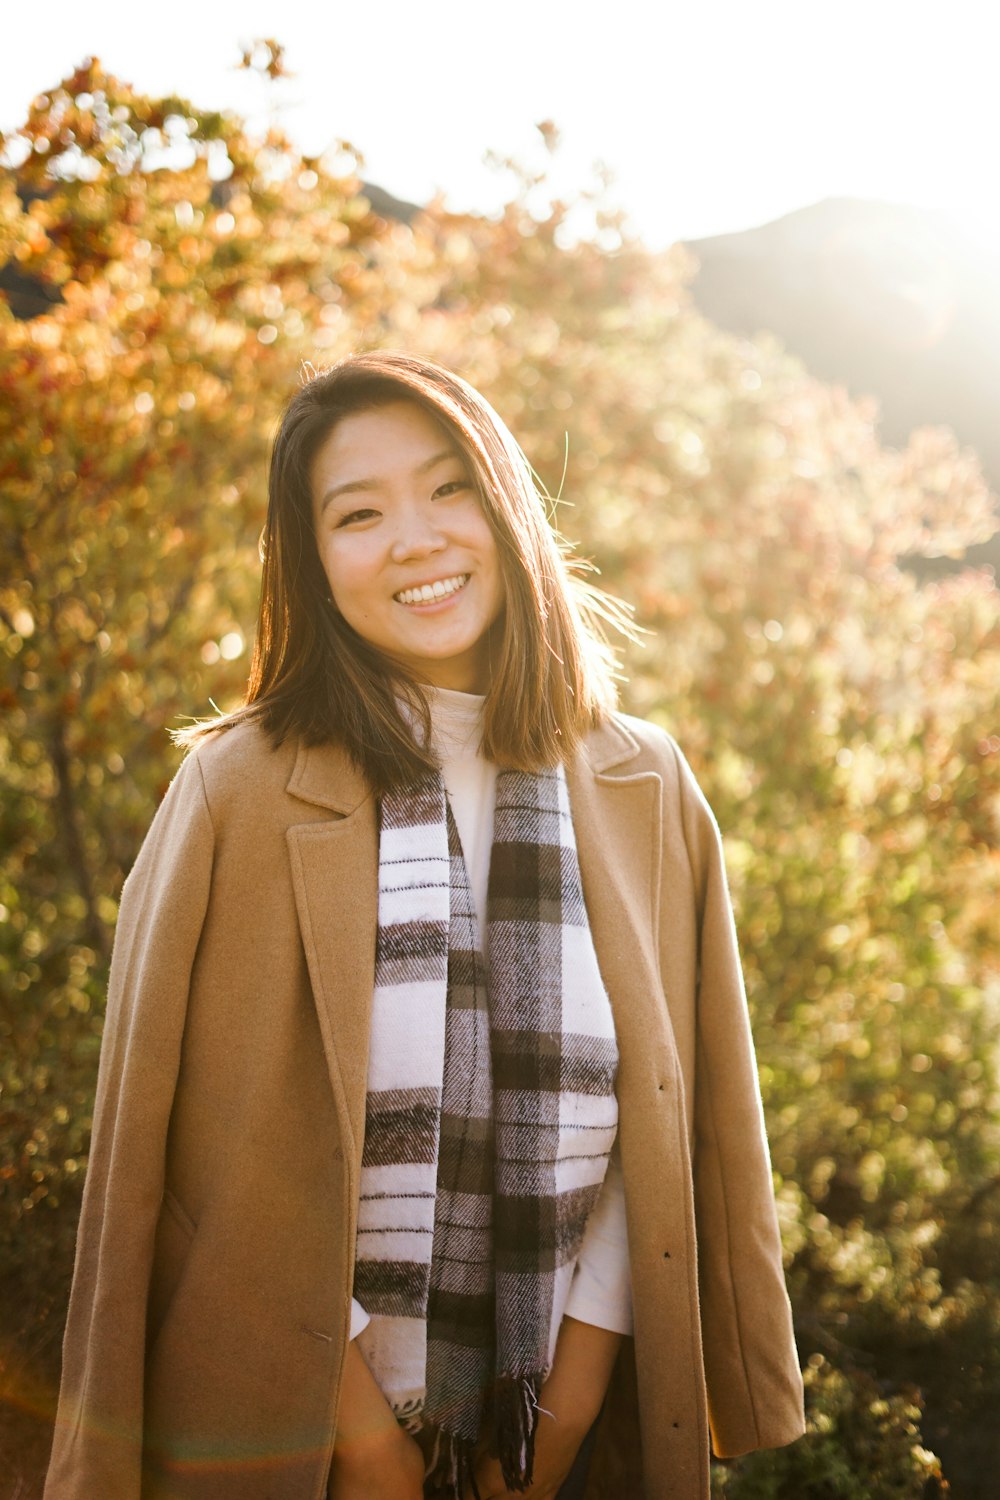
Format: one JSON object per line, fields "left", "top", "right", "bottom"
{"left": 434, "top": 478, "right": 471, "bottom": 499}
{"left": 336, "top": 507, "right": 379, "bottom": 527}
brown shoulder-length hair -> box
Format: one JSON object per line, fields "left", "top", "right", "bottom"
{"left": 176, "top": 351, "right": 632, "bottom": 792}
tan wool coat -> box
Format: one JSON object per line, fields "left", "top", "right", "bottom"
{"left": 44, "top": 713, "right": 805, "bottom": 1500}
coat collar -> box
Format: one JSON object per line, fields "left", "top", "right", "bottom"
{"left": 578, "top": 713, "right": 644, "bottom": 775}
{"left": 284, "top": 712, "right": 644, "bottom": 813}
{"left": 286, "top": 738, "right": 372, "bottom": 815}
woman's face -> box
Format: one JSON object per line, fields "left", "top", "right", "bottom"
{"left": 310, "top": 400, "right": 506, "bottom": 693}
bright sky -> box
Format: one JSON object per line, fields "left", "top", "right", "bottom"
{"left": 2, "top": 0, "right": 998, "bottom": 249}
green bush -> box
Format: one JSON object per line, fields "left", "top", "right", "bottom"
{"left": 713, "top": 1357, "right": 948, "bottom": 1498}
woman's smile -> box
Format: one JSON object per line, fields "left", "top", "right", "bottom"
{"left": 394, "top": 572, "right": 470, "bottom": 607}
{"left": 310, "top": 401, "right": 505, "bottom": 692}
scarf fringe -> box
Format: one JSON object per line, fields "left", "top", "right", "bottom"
{"left": 493, "top": 1370, "right": 544, "bottom": 1494}
{"left": 424, "top": 1426, "right": 483, "bottom": 1500}
{"left": 423, "top": 1372, "right": 543, "bottom": 1500}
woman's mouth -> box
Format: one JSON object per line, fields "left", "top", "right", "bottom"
{"left": 394, "top": 574, "right": 469, "bottom": 606}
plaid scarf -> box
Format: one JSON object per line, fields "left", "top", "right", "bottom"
{"left": 353, "top": 764, "right": 620, "bottom": 1498}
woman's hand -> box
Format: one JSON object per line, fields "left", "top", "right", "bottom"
{"left": 468, "top": 1317, "right": 622, "bottom": 1500}
{"left": 328, "top": 1338, "right": 425, "bottom": 1500}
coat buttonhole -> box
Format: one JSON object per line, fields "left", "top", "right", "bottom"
{"left": 302, "top": 1325, "right": 334, "bottom": 1343}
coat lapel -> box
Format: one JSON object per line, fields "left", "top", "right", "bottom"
{"left": 285, "top": 741, "right": 378, "bottom": 1181}
{"left": 567, "top": 718, "right": 680, "bottom": 1083}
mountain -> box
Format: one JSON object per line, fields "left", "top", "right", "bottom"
{"left": 684, "top": 197, "right": 1000, "bottom": 571}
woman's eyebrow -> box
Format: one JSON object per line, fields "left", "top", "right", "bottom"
{"left": 317, "top": 448, "right": 460, "bottom": 513}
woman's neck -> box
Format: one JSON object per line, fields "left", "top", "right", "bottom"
{"left": 422, "top": 684, "right": 485, "bottom": 759}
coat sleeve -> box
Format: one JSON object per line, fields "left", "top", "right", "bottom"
{"left": 45, "top": 751, "right": 216, "bottom": 1500}
{"left": 672, "top": 741, "right": 805, "bottom": 1458}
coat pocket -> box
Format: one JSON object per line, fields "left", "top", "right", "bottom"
{"left": 146, "top": 1187, "right": 198, "bottom": 1353}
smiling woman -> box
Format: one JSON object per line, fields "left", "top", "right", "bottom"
{"left": 310, "top": 402, "right": 506, "bottom": 693}
{"left": 44, "top": 352, "right": 805, "bottom": 1500}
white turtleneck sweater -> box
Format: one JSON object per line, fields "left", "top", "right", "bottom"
{"left": 349, "top": 687, "right": 633, "bottom": 1342}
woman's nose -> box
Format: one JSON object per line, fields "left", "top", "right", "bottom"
{"left": 389, "top": 505, "right": 447, "bottom": 563}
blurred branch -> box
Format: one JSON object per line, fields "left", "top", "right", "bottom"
{"left": 48, "top": 715, "right": 110, "bottom": 964}
{"left": 143, "top": 574, "right": 195, "bottom": 654}
{"left": 794, "top": 1312, "right": 876, "bottom": 1367}
{"left": 961, "top": 1174, "right": 1000, "bottom": 1217}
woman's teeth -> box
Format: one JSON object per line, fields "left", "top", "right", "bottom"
{"left": 395, "top": 574, "right": 469, "bottom": 606}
